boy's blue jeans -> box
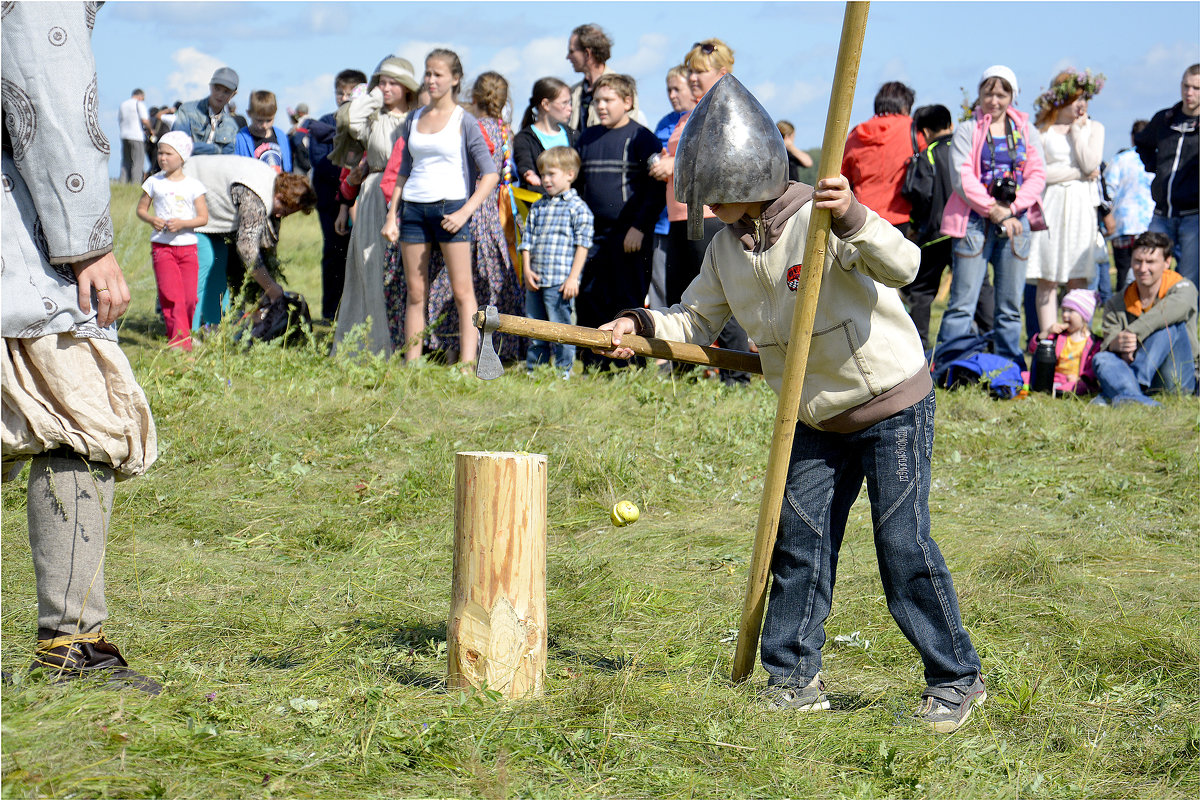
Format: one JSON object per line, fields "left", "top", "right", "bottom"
{"left": 525, "top": 286, "right": 575, "bottom": 370}
{"left": 937, "top": 213, "right": 1031, "bottom": 369}
{"left": 1093, "top": 322, "right": 1196, "bottom": 403}
{"left": 760, "top": 390, "right": 983, "bottom": 692}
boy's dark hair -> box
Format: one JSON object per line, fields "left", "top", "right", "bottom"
{"left": 874, "top": 81, "right": 915, "bottom": 116}
{"left": 1130, "top": 119, "right": 1149, "bottom": 145}
{"left": 335, "top": 69, "right": 368, "bottom": 89}
{"left": 1132, "top": 231, "right": 1173, "bottom": 259}
{"left": 572, "top": 24, "right": 611, "bottom": 64}
{"left": 537, "top": 145, "right": 581, "bottom": 176}
{"left": 593, "top": 73, "right": 635, "bottom": 102}
{"left": 913, "top": 104, "right": 952, "bottom": 134}
{"left": 248, "top": 90, "right": 277, "bottom": 119}
{"left": 1184, "top": 64, "right": 1200, "bottom": 80}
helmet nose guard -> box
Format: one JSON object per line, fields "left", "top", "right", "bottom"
{"left": 674, "top": 74, "right": 789, "bottom": 239}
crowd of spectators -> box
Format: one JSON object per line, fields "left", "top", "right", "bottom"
{"left": 121, "top": 29, "right": 1197, "bottom": 402}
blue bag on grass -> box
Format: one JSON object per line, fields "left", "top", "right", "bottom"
{"left": 943, "top": 353, "right": 1023, "bottom": 399}
{"left": 930, "top": 332, "right": 990, "bottom": 386}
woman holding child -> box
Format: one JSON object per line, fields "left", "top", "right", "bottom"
{"left": 1027, "top": 69, "right": 1106, "bottom": 333}
{"left": 332, "top": 56, "right": 419, "bottom": 356}
{"left": 935, "top": 65, "right": 1047, "bottom": 369}
{"left": 381, "top": 49, "right": 498, "bottom": 366}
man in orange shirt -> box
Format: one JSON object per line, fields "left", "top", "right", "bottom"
{"left": 842, "top": 82, "right": 923, "bottom": 235}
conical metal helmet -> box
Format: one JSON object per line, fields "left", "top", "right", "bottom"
{"left": 675, "top": 74, "right": 789, "bottom": 239}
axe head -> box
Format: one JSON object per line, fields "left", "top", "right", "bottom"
{"left": 475, "top": 305, "right": 504, "bottom": 380}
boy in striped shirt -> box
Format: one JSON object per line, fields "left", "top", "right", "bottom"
{"left": 520, "top": 146, "right": 594, "bottom": 376}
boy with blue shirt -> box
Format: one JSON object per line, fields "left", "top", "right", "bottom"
{"left": 520, "top": 147, "right": 594, "bottom": 376}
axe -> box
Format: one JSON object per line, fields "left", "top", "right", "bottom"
{"left": 471, "top": 306, "right": 761, "bottom": 379}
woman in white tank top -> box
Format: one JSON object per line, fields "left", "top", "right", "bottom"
{"left": 381, "top": 49, "right": 499, "bottom": 365}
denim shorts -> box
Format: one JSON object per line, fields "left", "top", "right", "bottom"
{"left": 399, "top": 198, "right": 472, "bottom": 244}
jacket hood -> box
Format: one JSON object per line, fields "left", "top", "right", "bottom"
{"left": 850, "top": 114, "right": 913, "bottom": 147}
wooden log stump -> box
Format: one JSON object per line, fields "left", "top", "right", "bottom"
{"left": 448, "top": 451, "right": 547, "bottom": 698}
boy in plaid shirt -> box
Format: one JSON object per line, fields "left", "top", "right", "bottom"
{"left": 520, "top": 146, "right": 594, "bottom": 375}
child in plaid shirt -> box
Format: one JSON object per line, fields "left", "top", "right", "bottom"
{"left": 520, "top": 146, "right": 594, "bottom": 375}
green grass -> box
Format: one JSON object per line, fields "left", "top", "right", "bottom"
{"left": 2, "top": 182, "right": 1198, "bottom": 799}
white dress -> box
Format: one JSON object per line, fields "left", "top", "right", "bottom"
{"left": 333, "top": 88, "right": 408, "bottom": 356}
{"left": 1027, "top": 119, "right": 1105, "bottom": 284}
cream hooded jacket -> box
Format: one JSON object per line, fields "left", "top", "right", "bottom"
{"left": 635, "top": 182, "right": 931, "bottom": 431}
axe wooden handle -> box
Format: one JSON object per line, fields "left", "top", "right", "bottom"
{"left": 472, "top": 310, "right": 762, "bottom": 375}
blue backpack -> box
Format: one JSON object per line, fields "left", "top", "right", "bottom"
{"left": 943, "top": 352, "right": 1024, "bottom": 399}
{"left": 930, "top": 332, "right": 991, "bottom": 386}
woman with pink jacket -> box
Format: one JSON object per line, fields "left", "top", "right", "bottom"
{"left": 935, "top": 65, "right": 1047, "bottom": 368}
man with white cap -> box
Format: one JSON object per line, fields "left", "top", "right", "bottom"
{"left": 172, "top": 66, "right": 241, "bottom": 155}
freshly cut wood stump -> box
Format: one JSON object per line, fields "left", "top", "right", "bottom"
{"left": 448, "top": 451, "right": 547, "bottom": 698}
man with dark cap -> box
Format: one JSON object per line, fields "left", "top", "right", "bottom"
{"left": 172, "top": 66, "right": 240, "bottom": 155}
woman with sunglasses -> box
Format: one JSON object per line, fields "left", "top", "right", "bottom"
{"left": 934, "top": 65, "right": 1047, "bottom": 369}
{"left": 650, "top": 38, "right": 750, "bottom": 383}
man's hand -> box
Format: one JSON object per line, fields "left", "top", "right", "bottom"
{"left": 72, "top": 252, "right": 131, "bottom": 327}
{"left": 623, "top": 227, "right": 644, "bottom": 253}
{"left": 1113, "top": 330, "right": 1138, "bottom": 362}
{"left": 596, "top": 316, "right": 637, "bottom": 360}
{"left": 813, "top": 176, "right": 854, "bottom": 218}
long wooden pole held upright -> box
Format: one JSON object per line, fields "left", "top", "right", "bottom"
{"left": 731, "top": 1, "right": 870, "bottom": 684}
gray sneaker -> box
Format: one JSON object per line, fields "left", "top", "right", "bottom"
{"left": 761, "top": 674, "right": 830, "bottom": 711}
{"left": 914, "top": 675, "right": 986, "bottom": 733}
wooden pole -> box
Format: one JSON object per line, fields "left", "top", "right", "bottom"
{"left": 730, "top": 0, "right": 871, "bottom": 684}
{"left": 448, "top": 451, "right": 547, "bottom": 698}
{"left": 473, "top": 310, "right": 762, "bottom": 375}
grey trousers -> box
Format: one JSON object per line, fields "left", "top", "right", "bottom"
{"left": 120, "top": 138, "right": 146, "bottom": 184}
{"left": 28, "top": 452, "right": 113, "bottom": 637}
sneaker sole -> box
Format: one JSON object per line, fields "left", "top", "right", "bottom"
{"left": 928, "top": 689, "right": 986, "bottom": 734}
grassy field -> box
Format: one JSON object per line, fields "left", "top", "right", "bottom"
{"left": 1, "top": 182, "right": 1198, "bottom": 799}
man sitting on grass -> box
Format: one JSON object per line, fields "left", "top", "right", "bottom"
{"left": 1093, "top": 231, "right": 1198, "bottom": 406}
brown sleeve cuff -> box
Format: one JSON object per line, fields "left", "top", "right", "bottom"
{"left": 618, "top": 308, "right": 655, "bottom": 337}
{"left": 47, "top": 245, "right": 114, "bottom": 266}
{"left": 830, "top": 194, "right": 868, "bottom": 240}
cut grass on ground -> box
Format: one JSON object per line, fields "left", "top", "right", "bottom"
{"left": 1, "top": 183, "right": 1197, "bottom": 799}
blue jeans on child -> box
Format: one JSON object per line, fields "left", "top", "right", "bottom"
{"left": 1093, "top": 322, "right": 1196, "bottom": 404}
{"left": 525, "top": 287, "right": 575, "bottom": 371}
{"left": 937, "top": 213, "right": 1031, "bottom": 369}
{"left": 1149, "top": 212, "right": 1199, "bottom": 290}
{"left": 760, "top": 390, "right": 983, "bottom": 692}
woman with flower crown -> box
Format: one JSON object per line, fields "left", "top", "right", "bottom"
{"left": 1027, "top": 69, "right": 1106, "bottom": 333}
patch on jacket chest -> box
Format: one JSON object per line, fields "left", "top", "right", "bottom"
{"left": 786, "top": 263, "right": 803, "bottom": 291}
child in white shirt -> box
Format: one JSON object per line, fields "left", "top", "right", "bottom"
{"left": 136, "top": 131, "right": 209, "bottom": 349}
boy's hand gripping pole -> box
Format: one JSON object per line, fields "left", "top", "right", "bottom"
{"left": 731, "top": 1, "right": 870, "bottom": 684}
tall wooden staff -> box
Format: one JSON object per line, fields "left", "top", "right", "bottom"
{"left": 731, "top": 1, "right": 871, "bottom": 683}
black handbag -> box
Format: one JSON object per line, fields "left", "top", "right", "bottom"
{"left": 248, "top": 291, "right": 312, "bottom": 345}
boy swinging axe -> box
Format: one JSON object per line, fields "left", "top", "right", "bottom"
{"left": 596, "top": 2, "right": 987, "bottom": 733}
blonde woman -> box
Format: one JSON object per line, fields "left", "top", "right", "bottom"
{"left": 1027, "top": 69, "right": 1106, "bottom": 332}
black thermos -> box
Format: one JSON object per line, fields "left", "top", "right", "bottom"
{"left": 1031, "top": 339, "right": 1056, "bottom": 393}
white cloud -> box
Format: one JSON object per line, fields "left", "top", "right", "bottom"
{"left": 623, "top": 33, "right": 671, "bottom": 75}
{"left": 752, "top": 81, "right": 779, "bottom": 104}
{"left": 307, "top": 5, "right": 349, "bottom": 36}
{"left": 166, "top": 47, "right": 226, "bottom": 102}
{"left": 281, "top": 74, "right": 337, "bottom": 118}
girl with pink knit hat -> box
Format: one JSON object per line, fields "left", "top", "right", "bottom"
{"left": 1022, "top": 288, "right": 1103, "bottom": 394}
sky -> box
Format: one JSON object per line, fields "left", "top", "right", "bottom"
{"left": 88, "top": 0, "right": 1200, "bottom": 178}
